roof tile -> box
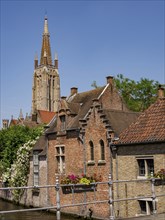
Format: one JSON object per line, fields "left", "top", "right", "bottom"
{"left": 118, "top": 98, "right": 165, "bottom": 144}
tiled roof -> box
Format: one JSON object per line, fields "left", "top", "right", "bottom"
{"left": 46, "top": 87, "right": 105, "bottom": 133}
{"left": 104, "top": 110, "right": 140, "bottom": 136}
{"left": 118, "top": 98, "right": 165, "bottom": 144}
{"left": 38, "top": 110, "right": 56, "bottom": 124}
{"left": 67, "top": 87, "right": 105, "bottom": 128}
{"left": 10, "top": 119, "right": 18, "bottom": 126}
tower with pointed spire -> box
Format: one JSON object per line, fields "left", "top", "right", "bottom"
{"left": 32, "top": 16, "right": 60, "bottom": 114}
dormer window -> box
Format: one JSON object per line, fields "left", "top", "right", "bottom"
{"left": 60, "top": 115, "right": 66, "bottom": 131}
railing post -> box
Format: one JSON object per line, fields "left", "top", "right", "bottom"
{"left": 55, "top": 176, "right": 61, "bottom": 220}
{"left": 151, "top": 177, "right": 157, "bottom": 215}
{"left": 108, "top": 173, "right": 115, "bottom": 220}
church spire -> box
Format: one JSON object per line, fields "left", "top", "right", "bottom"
{"left": 40, "top": 16, "right": 52, "bottom": 65}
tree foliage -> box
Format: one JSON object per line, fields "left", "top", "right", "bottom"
{"left": 0, "top": 125, "right": 43, "bottom": 174}
{"left": 114, "top": 74, "right": 159, "bottom": 111}
{"left": 91, "top": 80, "right": 99, "bottom": 89}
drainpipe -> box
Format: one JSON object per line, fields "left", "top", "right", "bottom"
{"left": 108, "top": 136, "right": 119, "bottom": 219}
{"left": 78, "top": 130, "right": 86, "bottom": 175}
{"left": 79, "top": 129, "right": 87, "bottom": 216}
{"left": 111, "top": 145, "right": 120, "bottom": 217}
{"left": 46, "top": 135, "right": 49, "bottom": 206}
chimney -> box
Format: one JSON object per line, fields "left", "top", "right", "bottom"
{"left": 71, "top": 87, "right": 78, "bottom": 96}
{"left": 106, "top": 76, "right": 114, "bottom": 85}
{"left": 61, "top": 96, "right": 67, "bottom": 100}
{"left": 158, "top": 85, "right": 164, "bottom": 98}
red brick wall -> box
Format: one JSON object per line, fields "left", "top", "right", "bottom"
{"left": 100, "top": 84, "right": 129, "bottom": 111}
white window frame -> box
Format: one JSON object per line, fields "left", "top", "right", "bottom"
{"left": 136, "top": 157, "right": 154, "bottom": 179}
{"left": 55, "top": 145, "right": 65, "bottom": 174}
{"left": 138, "top": 198, "right": 157, "bottom": 216}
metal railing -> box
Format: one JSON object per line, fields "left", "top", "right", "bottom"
{"left": 0, "top": 174, "right": 165, "bottom": 220}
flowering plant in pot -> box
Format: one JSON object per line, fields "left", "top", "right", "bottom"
{"left": 60, "top": 173, "right": 102, "bottom": 194}
{"left": 153, "top": 169, "right": 165, "bottom": 186}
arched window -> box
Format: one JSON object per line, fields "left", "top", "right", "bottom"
{"left": 100, "top": 140, "right": 105, "bottom": 160}
{"left": 89, "top": 141, "right": 94, "bottom": 161}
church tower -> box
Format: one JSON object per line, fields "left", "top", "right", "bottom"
{"left": 32, "top": 16, "right": 60, "bottom": 114}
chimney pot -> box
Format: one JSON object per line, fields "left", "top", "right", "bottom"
{"left": 158, "top": 85, "right": 164, "bottom": 98}
{"left": 71, "top": 87, "right": 78, "bottom": 96}
{"left": 106, "top": 76, "right": 114, "bottom": 84}
{"left": 61, "top": 96, "right": 67, "bottom": 100}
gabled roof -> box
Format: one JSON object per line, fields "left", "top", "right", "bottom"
{"left": 118, "top": 98, "right": 165, "bottom": 144}
{"left": 37, "top": 110, "right": 56, "bottom": 124}
{"left": 9, "top": 119, "right": 18, "bottom": 126}
{"left": 67, "top": 87, "right": 105, "bottom": 128}
{"left": 9, "top": 118, "right": 37, "bottom": 128}
{"left": 104, "top": 110, "right": 140, "bottom": 136}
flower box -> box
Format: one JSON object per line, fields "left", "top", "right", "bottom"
{"left": 32, "top": 187, "right": 40, "bottom": 196}
{"left": 61, "top": 184, "right": 97, "bottom": 194}
{"left": 153, "top": 169, "right": 165, "bottom": 186}
{"left": 154, "top": 179, "right": 165, "bottom": 186}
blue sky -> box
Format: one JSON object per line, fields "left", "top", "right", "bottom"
{"left": 0, "top": 0, "right": 165, "bottom": 127}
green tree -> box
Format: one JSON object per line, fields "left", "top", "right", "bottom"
{"left": 114, "top": 74, "right": 159, "bottom": 111}
{"left": 91, "top": 80, "right": 99, "bottom": 89}
{"left": 0, "top": 125, "right": 43, "bottom": 173}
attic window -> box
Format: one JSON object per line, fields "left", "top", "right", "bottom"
{"left": 60, "top": 115, "right": 66, "bottom": 131}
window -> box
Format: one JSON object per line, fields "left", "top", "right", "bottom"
{"left": 138, "top": 200, "right": 154, "bottom": 215}
{"left": 137, "top": 158, "right": 154, "bottom": 177}
{"left": 89, "top": 141, "right": 94, "bottom": 161}
{"left": 56, "top": 146, "right": 65, "bottom": 174}
{"left": 100, "top": 140, "right": 105, "bottom": 160}
{"left": 60, "top": 115, "right": 66, "bottom": 131}
{"left": 33, "top": 151, "right": 39, "bottom": 186}
{"left": 98, "top": 140, "right": 106, "bottom": 165}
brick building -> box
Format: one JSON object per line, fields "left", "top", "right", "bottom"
{"left": 111, "top": 86, "right": 165, "bottom": 218}
{"left": 26, "top": 76, "right": 141, "bottom": 218}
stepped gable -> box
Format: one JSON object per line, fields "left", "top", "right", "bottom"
{"left": 118, "top": 97, "right": 165, "bottom": 144}
{"left": 67, "top": 87, "right": 105, "bottom": 129}
{"left": 78, "top": 99, "right": 140, "bottom": 138}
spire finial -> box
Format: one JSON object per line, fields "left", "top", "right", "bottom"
{"left": 40, "top": 15, "right": 52, "bottom": 65}
{"left": 44, "top": 15, "right": 49, "bottom": 34}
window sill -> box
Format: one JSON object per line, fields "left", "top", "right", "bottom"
{"left": 87, "top": 160, "right": 95, "bottom": 166}
{"left": 137, "top": 176, "right": 148, "bottom": 180}
{"left": 98, "top": 160, "right": 106, "bottom": 165}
